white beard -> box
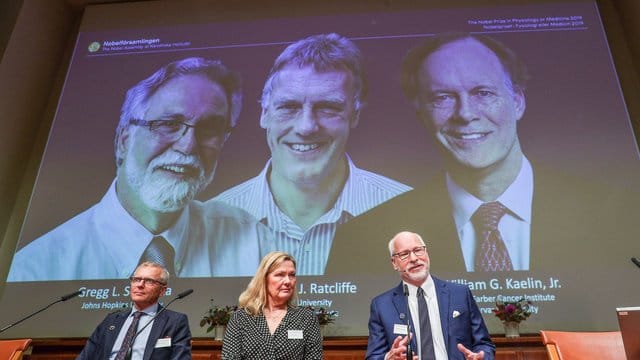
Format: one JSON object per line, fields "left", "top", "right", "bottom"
{"left": 125, "top": 151, "right": 215, "bottom": 212}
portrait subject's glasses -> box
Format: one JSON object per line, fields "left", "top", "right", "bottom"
{"left": 129, "top": 276, "right": 166, "bottom": 287}
{"left": 129, "top": 119, "right": 233, "bottom": 148}
{"left": 392, "top": 246, "right": 427, "bottom": 261}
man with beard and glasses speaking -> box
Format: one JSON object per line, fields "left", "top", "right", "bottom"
{"left": 8, "top": 57, "right": 269, "bottom": 281}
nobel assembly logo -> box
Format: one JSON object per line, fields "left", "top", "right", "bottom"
{"left": 86, "top": 38, "right": 190, "bottom": 54}
{"left": 88, "top": 42, "right": 101, "bottom": 52}
{"left": 87, "top": 39, "right": 161, "bottom": 53}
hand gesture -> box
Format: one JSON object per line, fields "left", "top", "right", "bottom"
{"left": 386, "top": 334, "right": 418, "bottom": 360}
{"left": 457, "top": 343, "right": 485, "bottom": 360}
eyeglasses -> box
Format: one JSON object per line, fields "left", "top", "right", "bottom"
{"left": 392, "top": 246, "right": 427, "bottom": 261}
{"left": 129, "top": 276, "right": 166, "bottom": 286}
{"left": 129, "top": 118, "right": 233, "bottom": 148}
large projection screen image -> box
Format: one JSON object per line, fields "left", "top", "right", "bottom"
{"left": 1, "top": 0, "right": 639, "bottom": 338}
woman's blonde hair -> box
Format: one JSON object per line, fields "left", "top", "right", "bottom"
{"left": 238, "top": 251, "right": 298, "bottom": 316}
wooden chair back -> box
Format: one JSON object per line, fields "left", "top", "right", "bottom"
{"left": 0, "top": 339, "right": 32, "bottom": 360}
{"left": 540, "top": 330, "right": 625, "bottom": 360}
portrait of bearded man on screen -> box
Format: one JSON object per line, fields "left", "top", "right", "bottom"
{"left": 8, "top": 57, "right": 270, "bottom": 281}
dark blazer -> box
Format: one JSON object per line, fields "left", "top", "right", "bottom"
{"left": 77, "top": 306, "right": 191, "bottom": 360}
{"left": 366, "top": 277, "right": 495, "bottom": 360}
{"left": 326, "top": 166, "right": 634, "bottom": 275}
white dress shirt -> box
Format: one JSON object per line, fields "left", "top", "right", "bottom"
{"left": 405, "top": 276, "right": 448, "bottom": 360}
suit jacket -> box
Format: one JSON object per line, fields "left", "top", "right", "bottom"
{"left": 326, "top": 165, "right": 634, "bottom": 275}
{"left": 366, "top": 277, "right": 494, "bottom": 360}
{"left": 77, "top": 306, "right": 191, "bottom": 360}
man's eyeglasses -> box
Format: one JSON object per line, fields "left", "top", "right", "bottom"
{"left": 392, "top": 246, "right": 427, "bottom": 261}
{"left": 129, "top": 118, "right": 233, "bottom": 148}
{"left": 129, "top": 276, "right": 166, "bottom": 286}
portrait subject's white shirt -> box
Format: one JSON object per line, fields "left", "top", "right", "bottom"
{"left": 447, "top": 157, "right": 533, "bottom": 271}
{"left": 8, "top": 180, "right": 269, "bottom": 281}
{"left": 213, "top": 155, "right": 411, "bottom": 275}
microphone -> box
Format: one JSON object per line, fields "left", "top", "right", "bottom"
{"left": 60, "top": 290, "right": 83, "bottom": 301}
{"left": 632, "top": 257, "right": 640, "bottom": 269}
{"left": 403, "top": 284, "right": 413, "bottom": 360}
{"left": 123, "top": 289, "right": 194, "bottom": 360}
{"left": 176, "top": 289, "right": 194, "bottom": 299}
{"left": 0, "top": 290, "right": 82, "bottom": 333}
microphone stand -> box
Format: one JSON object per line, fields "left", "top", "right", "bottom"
{"left": 0, "top": 290, "right": 82, "bottom": 334}
{"left": 403, "top": 284, "right": 413, "bottom": 360}
{"left": 123, "top": 289, "right": 193, "bottom": 360}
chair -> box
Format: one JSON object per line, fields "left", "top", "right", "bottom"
{"left": 0, "top": 339, "right": 32, "bottom": 360}
{"left": 540, "top": 330, "right": 625, "bottom": 360}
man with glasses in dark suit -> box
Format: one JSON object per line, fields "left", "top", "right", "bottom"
{"left": 78, "top": 261, "right": 191, "bottom": 360}
{"left": 367, "top": 231, "right": 493, "bottom": 360}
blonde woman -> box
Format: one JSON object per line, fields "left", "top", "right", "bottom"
{"left": 221, "top": 251, "right": 322, "bottom": 359}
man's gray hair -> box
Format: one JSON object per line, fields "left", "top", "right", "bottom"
{"left": 388, "top": 231, "right": 427, "bottom": 256}
{"left": 114, "top": 57, "right": 242, "bottom": 166}
{"left": 135, "top": 261, "right": 170, "bottom": 284}
{"left": 260, "top": 33, "right": 366, "bottom": 112}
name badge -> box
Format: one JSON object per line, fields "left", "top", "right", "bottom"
{"left": 288, "top": 329, "right": 303, "bottom": 339}
{"left": 393, "top": 324, "right": 408, "bottom": 335}
{"left": 155, "top": 338, "right": 172, "bottom": 348}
